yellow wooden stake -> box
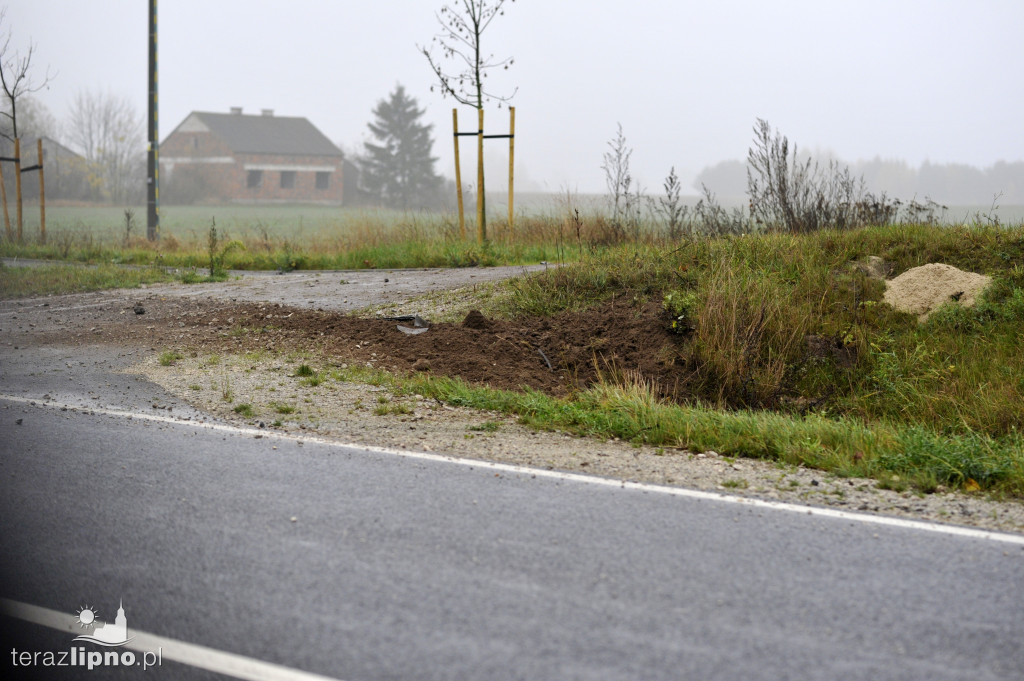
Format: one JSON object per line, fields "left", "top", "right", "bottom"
{"left": 14, "top": 138, "right": 23, "bottom": 242}
{"left": 452, "top": 109, "right": 465, "bottom": 240}
{"left": 0, "top": 156, "right": 10, "bottom": 240}
{"left": 37, "top": 139, "right": 46, "bottom": 244}
{"left": 508, "top": 106, "right": 515, "bottom": 237}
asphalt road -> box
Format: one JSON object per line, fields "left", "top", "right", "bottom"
{"left": 1, "top": 345, "right": 1023, "bottom": 680}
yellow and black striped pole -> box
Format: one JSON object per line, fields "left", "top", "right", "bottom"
{"left": 147, "top": 0, "right": 160, "bottom": 240}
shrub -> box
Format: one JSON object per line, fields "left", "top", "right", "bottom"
{"left": 662, "top": 289, "right": 698, "bottom": 334}
{"left": 746, "top": 118, "right": 899, "bottom": 233}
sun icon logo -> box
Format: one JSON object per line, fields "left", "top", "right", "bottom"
{"left": 75, "top": 605, "right": 99, "bottom": 629}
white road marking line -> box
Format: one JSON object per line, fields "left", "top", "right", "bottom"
{"left": 4, "top": 392, "right": 1024, "bottom": 546}
{"left": 0, "top": 598, "right": 344, "bottom": 681}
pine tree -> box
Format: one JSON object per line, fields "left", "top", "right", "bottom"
{"left": 360, "top": 85, "right": 442, "bottom": 210}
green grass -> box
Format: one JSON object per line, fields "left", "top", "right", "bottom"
{"left": 294, "top": 364, "right": 316, "bottom": 377}
{"left": 5, "top": 201, "right": 1024, "bottom": 275}
{"left": 395, "top": 372, "right": 1024, "bottom": 497}
{"left": 270, "top": 402, "right": 296, "bottom": 415}
{"left": 721, "top": 479, "right": 750, "bottom": 489}
{"left": 232, "top": 403, "right": 255, "bottom": 418}
{"left": 0, "top": 261, "right": 174, "bottom": 299}
{"left": 373, "top": 400, "right": 415, "bottom": 416}
{"left": 180, "top": 268, "right": 231, "bottom": 284}
{"left": 158, "top": 350, "right": 184, "bottom": 366}
{"left": 468, "top": 420, "right": 502, "bottom": 433}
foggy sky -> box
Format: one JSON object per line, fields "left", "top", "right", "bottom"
{"left": 7, "top": 0, "right": 1024, "bottom": 195}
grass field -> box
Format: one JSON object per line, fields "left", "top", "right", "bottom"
{"left": 6, "top": 199, "right": 1024, "bottom": 273}
{"left": 2, "top": 203, "right": 575, "bottom": 271}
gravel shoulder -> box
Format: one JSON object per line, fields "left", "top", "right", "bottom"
{"left": 3, "top": 267, "right": 1023, "bottom": 536}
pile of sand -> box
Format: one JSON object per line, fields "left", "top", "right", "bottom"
{"left": 882, "top": 263, "right": 991, "bottom": 321}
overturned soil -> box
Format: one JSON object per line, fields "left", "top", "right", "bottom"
{"left": 27, "top": 293, "right": 690, "bottom": 399}
{"left": 224, "top": 298, "right": 689, "bottom": 397}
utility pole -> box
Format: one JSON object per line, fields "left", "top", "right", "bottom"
{"left": 146, "top": 0, "right": 160, "bottom": 240}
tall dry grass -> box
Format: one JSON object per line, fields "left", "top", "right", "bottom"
{"left": 693, "top": 264, "right": 812, "bottom": 406}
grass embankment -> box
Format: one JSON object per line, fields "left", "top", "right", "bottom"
{"left": 407, "top": 223, "right": 1024, "bottom": 496}
{"left": 0, "top": 261, "right": 174, "bottom": 299}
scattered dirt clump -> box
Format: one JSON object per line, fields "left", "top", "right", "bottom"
{"left": 883, "top": 263, "right": 991, "bottom": 321}
{"left": 462, "top": 309, "right": 491, "bottom": 330}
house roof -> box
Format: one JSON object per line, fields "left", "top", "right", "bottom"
{"left": 171, "top": 111, "right": 342, "bottom": 157}
{"left": 2, "top": 135, "right": 84, "bottom": 160}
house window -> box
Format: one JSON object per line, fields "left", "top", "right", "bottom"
{"left": 280, "top": 171, "right": 296, "bottom": 189}
{"left": 316, "top": 172, "right": 330, "bottom": 190}
{"left": 247, "top": 170, "right": 263, "bottom": 189}
{"left": 192, "top": 136, "right": 199, "bottom": 150}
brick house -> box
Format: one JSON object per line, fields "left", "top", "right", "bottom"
{"left": 160, "top": 108, "right": 345, "bottom": 204}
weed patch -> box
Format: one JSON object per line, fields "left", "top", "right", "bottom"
{"left": 158, "top": 350, "right": 184, "bottom": 366}
{"left": 232, "top": 403, "right": 255, "bottom": 418}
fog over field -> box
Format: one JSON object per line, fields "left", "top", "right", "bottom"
{"left": 6, "top": 0, "right": 1024, "bottom": 204}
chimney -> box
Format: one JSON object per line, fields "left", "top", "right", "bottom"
{"left": 230, "top": 107, "right": 243, "bottom": 115}
{"left": 261, "top": 109, "right": 274, "bottom": 117}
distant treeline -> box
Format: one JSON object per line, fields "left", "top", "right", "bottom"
{"left": 696, "top": 157, "right": 1024, "bottom": 205}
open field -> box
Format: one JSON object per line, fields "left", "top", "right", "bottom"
{"left": 2, "top": 202, "right": 572, "bottom": 271}
{"left": 5, "top": 198, "right": 1024, "bottom": 273}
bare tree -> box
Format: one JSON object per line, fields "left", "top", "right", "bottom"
{"left": 0, "top": 94, "right": 55, "bottom": 142}
{"left": 66, "top": 89, "right": 144, "bottom": 204}
{"left": 420, "top": 0, "right": 516, "bottom": 239}
{"left": 0, "top": 8, "right": 55, "bottom": 144}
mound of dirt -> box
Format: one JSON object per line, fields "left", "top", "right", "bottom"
{"left": 462, "top": 309, "right": 491, "bottom": 330}
{"left": 221, "top": 297, "right": 693, "bottom": 400}
{"left": 883, "top": 263, "right": 991, "bottom": 321}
